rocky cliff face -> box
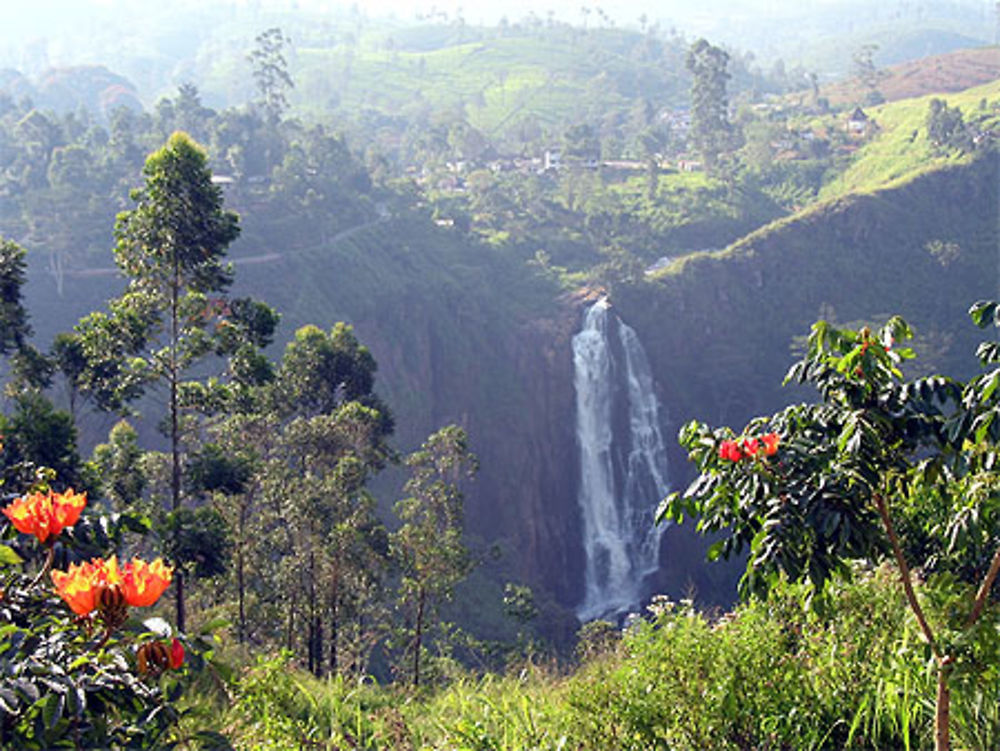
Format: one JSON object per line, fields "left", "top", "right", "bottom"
{"left": 354, "top": 287, "right": 593, "bottom": 607}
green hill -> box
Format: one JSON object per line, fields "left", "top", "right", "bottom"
{"left": 291, "top": 27, "right": 689, "bottom": 136}
{"left": 631, "top": 146, "right": 998, "bottom": 460}
{"left": 819, "top": 77, "right": 1000, "bottom": 199}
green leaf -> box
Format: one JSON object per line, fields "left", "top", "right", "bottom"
{"left": 706, "top": 540, "right": 725, "bottom": 561}
{"left": 65, "top": 685, "right": 84, "bottom": 719}
{"left": 42, "top": 691, "right": 64, "bottom": 731}
{"left": 0, "top": 544, "right": 23, "bottom": 566}
{"left": 980, "top": 370, "right": 1000, "bottom": 402}
{"left": 974, "top": 412, "right": 995, "bottom": 444}
{"left": 14, "top": 679, "right": 39, "bottom": 704}
{"left": 893, "top": 347, "right": 916, "bottom": 360}
{"left": 198, "top": 616, "right": 231, "bottom": 636}
{"left": 977, "top": 342, "right": 1000, "bottom": 364}
{"left": 969, "top": 300, "right": 997, "bottom": 328}
{"left": 167, "top": 679, "right": 184, "bottom": 703}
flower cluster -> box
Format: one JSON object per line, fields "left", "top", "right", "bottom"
{"left": 51, "top": 555, "right": 173, "bottom": 617}
{"left": 2, "top": 488, "right": 87, "bottom": 543}
{"left": 719, "top": 432, "right": 780, "bottom": 462}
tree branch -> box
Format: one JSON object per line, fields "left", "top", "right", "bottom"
{"left": 967, "top": 542, "right": 1000, "bottom": 628}
{"left": 873, "top": 491, "right": 940, "bottom": 658}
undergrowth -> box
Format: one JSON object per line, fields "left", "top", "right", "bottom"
{"left": 214, "top": 567, "right": 1000, "bottom": 750}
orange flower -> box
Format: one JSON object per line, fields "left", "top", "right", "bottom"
{"left": 51, "top": 557, "right": 118, "bottom": 616}
{"left": 2, "top": 489, "right": 87, "bottom": 543}
{"left": 52, "top": 555, "right": 171, "bottom": 616}
{"left": 121, "top": 557, "right": 173, "bottom": 608}
{"left": 762, "top": 432, "right": 780, "bottom": 456}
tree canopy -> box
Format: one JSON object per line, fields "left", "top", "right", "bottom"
{"left": 662, "top": 303, "right": 1000, "bottom": 750}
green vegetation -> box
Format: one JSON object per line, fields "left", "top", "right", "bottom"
{"left": 213, "top": 568, "right": 998, "bottom": 750}
{"left": 664, "top": 310, "right": 1000, "bottom": 749}
{"left": 0, "top": 11, "right": 999, "bottom": 746}
{"left": 818, "top": 79, "right": 1000, "bottom": 200}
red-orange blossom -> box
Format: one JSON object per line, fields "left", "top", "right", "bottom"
{"left": 2, "top": 489, "right": 87, "bottom": 543}
{"left": 51, "top": 555, "right": 173, "bottom": 616}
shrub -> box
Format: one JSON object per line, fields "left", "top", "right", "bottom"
{"left": 0, "top": 481, "right": 208, "bottom": 749}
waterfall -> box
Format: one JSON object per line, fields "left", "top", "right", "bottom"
{"left": 572, "top": 298, "right": 671, "bottom": 621}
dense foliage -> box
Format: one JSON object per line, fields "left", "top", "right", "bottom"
{"left": 0, "top": 476, "right": 224, "bottom": 749}
{"left": 663, "top": 305, "right": 1000, "bottom": 749}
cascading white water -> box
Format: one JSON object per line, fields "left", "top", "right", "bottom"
{"left": 572, "top": 298, "right": 671, "bottom": 621}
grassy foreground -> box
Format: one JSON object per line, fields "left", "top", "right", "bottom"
{"left": 182, "top": 567, "right": 1000, "bottom": 750}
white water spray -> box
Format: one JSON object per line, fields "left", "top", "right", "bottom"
{"left": 572, "top": 298, "right": 671, "bottom": 621}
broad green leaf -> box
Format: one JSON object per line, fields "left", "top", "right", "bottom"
{"left": 198, "top": 616, "right": 231, "bottom": 635}
{"left": 980, "top": 370, "right": 1000, "bottom": 402}
{"left": 0, "top": 544, "right": 23, "bottom": 566}
{"left": 42, "top": 691, "right": 64, "bottom": 731}
{"left": 969, "top": 300, "right": 997, "bottom": 328}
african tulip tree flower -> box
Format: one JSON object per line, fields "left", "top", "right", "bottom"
{"left": 121, "top": 557, "right": 173, "bottom": 608}
{"left": 718, "top": 440, "right": 743, "bottom": 462}
{"left": 762, "top": 432, "right": 780, "bottom": 456}
{"left": 51, "top": 556, "right": 120, "bottom": 616}
{"left": 2, "top": 488, "right": 87, "bottom": 544}
{"left": 169, "top": 638, "right": 185, "bottom": 670}
{"left": 51, "top": 555, "right": 172, "bottom": 617}
{"left": 720, "top": 433, "right": 780, "bottom": 463}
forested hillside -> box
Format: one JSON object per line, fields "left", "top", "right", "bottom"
{"left": 1, "top": 5, "right": 999, "bottom": 747}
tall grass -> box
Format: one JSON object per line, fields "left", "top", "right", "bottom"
{"left": 219, "top": 569, "right": 999, "bottom": 750}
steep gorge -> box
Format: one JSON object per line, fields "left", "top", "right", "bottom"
{"left": 17, "top": 149, "right": 999, "bottom": 629}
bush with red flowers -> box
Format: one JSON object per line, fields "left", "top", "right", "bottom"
{"left": 0, "top": 476, "right": 207, "bottom": 749}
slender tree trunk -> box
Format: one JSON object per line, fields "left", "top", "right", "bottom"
{"left": 175, "top": 572, "right": 186, "bottom": 636}
{"left": 236, "top": 493, "right": 251, "bottom": 644}
{"left": 236, "top": 545, "right": 245, "bottom": 644}
{"left": 171, "top": 258, "right": 185, "bottom": 632}
{"left": 312, "top": 615, "right": 323, "bottom": 678}
{"left": 413, "top": 587, "right": 425, "bottom": 688}
{"left": 874, "top": 492, "right": 949, "bottom": 751}
{"left": 329, "top": 568, "right": 339, "bottom": 676}
{"left": 967, "top": 544, "right": 1000, "bottom": 628}
{"left": 308, "top": 549, "right": 316, "bottom": 675}
{"left": 936, "top": 658, "right": 954, "bottom": 751}
{"left": 170, "top": 258, "right": 181, "bottom": 513}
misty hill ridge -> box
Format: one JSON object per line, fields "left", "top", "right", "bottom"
{"left": 822, "top": 44, "right": 1000, "bottom": 106}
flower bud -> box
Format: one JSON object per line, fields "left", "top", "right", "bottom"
{"left": 98, "top": 585, "right": 129, "bottom": 631}
{"left": 137, "top": 640, "right": 170, "bottom": 676}
{"left": 169, "top": 638, "right": 184, "bottom": 670}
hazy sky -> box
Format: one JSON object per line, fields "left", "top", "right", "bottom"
{"left": 2, "top": 0, "right": 994, "bottom": 79}
{"left": 10, "top": 0, "right": 980, "bottom": 34}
